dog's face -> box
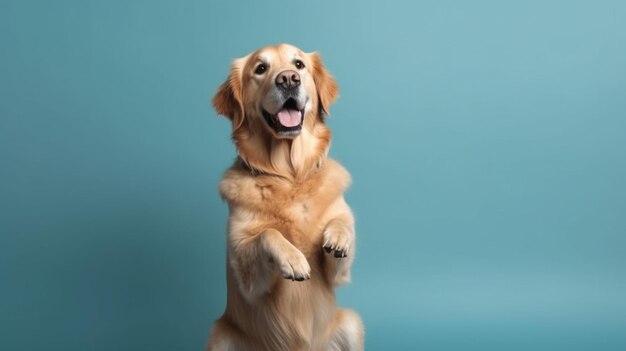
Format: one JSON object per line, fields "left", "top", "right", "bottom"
{"left": 214, "top": 44, "right": 338, "bottom": 139}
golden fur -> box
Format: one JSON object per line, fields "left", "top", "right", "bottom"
{"left": 207, "top": 44, "right": 363, "bottom": 351}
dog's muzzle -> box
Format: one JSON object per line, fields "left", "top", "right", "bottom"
{"left": 261, "top": 69, "right": 307, "bottom": 137}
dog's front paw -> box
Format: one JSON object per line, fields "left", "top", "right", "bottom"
{"left": 277, "top": 248, "right": 311, "bottom": 281}
{"left": 323, "top": 227, "right": 351, "bottom": 259}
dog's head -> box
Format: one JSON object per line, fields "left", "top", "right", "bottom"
{"left": 213, "top": 44, "right": 338, "bottom": 139}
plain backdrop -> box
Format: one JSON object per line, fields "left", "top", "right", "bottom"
{"left": 1, "top": 0, "right": 625, "bottom": 350}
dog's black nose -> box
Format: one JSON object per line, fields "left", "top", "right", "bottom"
{"left": 275, "top": 70, "right": 300, "bottom": 90}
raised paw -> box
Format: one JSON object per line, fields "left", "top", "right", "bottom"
{"left": 277, "top": 248, "right": 311, "bottom": 281}
{"left": 323, "top": 227, "right": 351, "bottom": 259}
{"left": 323, "top": 245, "right": 347, "bottom": 258}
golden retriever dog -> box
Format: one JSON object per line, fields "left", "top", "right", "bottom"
{"left": 207, "top": 44, "right": 363, "bottom": 351}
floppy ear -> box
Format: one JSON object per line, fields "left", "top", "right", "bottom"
{"left": 213, "top": 57, "right": 247, "bottom": 130}
{"left": 309, "top": 52, "right": 339, "bottom": 116}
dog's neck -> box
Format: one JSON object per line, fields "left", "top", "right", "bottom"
{"left": 233, "top": 114, "right": 331, "bottom": 181}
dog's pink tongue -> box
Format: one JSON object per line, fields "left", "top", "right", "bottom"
{"left": 276, "top": 109, "right": 301, "bottom": 127}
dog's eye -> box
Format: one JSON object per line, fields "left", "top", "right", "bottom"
{"left": 254, "top": 64, "right": 267, "bottom": 75}
{"left": 294, "top": 60, "right": 305, "bottom": 70}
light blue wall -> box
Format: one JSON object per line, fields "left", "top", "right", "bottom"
{"left": 2, "top": 1, "right": 625, "bottom": 350}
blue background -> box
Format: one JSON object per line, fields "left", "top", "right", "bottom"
{"left": 2, "top": 0, "right": 625, "bottom": 350}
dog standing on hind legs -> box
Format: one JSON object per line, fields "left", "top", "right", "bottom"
{"left": 207, "top": 44, "right": 363, "bottom": 351}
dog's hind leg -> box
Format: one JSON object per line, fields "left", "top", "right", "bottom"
{"left": 327, "top": 308, "right": 364, "bottom": 351}
{"left": 207, "top": 319, "right": 248, "bottom": 351}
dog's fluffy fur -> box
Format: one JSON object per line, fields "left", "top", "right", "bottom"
{"left": 207, "top": 44, "right": 363, "bottom": 351}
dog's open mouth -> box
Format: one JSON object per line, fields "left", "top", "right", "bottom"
{"left": 262, "top": 98, "right": 304, "bottom": 136}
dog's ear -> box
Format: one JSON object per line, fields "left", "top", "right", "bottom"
{"left": 213, "top": 56, "right": 247, "bottom": 130}
{"left": 308, "top": 52, "right": 339, "bottom": 116}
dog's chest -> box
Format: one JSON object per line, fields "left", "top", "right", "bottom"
{"left": 221, "top": 160, "right": 351, "bottom": 261}
{"left": 220, "top": 159, "right": 350, "bottom": 230}
{"left": 255, "top": 180, "right": 329, "bottom": 224}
